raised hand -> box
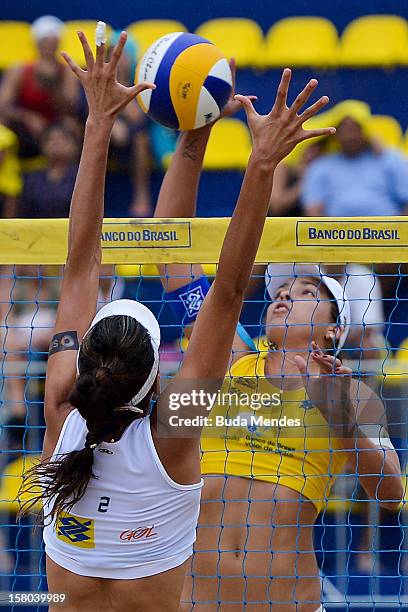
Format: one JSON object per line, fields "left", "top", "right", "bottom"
{"left": 294, "top": 341, "right": 353, "bottom": 428}
{"left": 61, "top": 31, "right": 155, "bottom": 123}
{"left": 295, "top": 340, "right": 352, "bottom": 377}
{"left": 235, "top": 68, "right": 335, "bottom": 167}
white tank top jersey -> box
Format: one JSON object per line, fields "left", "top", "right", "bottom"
{"left": 43, "top": 410, "right": 203, "bottom": 579}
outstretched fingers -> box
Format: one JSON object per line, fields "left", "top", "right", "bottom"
{"left": 310, "top": 342, "right": 334, "bottom": 372}
{"left": 109, "top": 31, "right": 127, "bottom": 73}
{"left": 301, "top": 126, "right": 336, "bottom": 142}
{"left": 77, "top": 31, "right": 94, "bottom": 70}
{"left": 95, "top": 40, "right": 105, "bottom": 69}
{"left": 61, "top": 52, "right": 84, "bottom": 80}
{"left": 299, "top": 95, "right": 330, "bottom": 122}
{"left": 297, "top": 95, "right": 335, "bottom": 142}
{"left": 311, "top": 341, "right": 323, "bottom": 355}
{"left": 271, "top": 68, "right": 291, "bottom": 114}
{"left": 234, "top": 94, "right": 258, "bottom": 120}
{"left": 111, "top": 82, "right": 155, "bottom": 115}
{"left": 289, "top": 78, "right": 318, "bottom": 117}
{"left": 126, "top": 82, "right": 156, "bottom": 101}
{"left": 311, "top": 352, "right": 335, "bottom": 373}
{"left": 311, "top": 344, "right": 346, "bottom": 374}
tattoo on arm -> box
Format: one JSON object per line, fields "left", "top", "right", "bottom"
{"left": 49, "top": 331, "right": 79, "bottom": 356}
{"left": 182, "top": 137, "right": 198, "bottom": 161}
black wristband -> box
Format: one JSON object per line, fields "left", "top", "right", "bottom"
{"left": 49, "top": 331, "right": 79, "bottom": 356}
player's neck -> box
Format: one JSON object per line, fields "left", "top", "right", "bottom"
{"left": 265, "top": 346, "right": 320, "bottom": 379}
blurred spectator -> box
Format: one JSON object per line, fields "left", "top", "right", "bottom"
{"left": 0, "top": 125, "right": 22, "bottom": 218}
{"left": 105, "top": 31, "right": 152, "bottom": 217}
{"left": 0, "top": 415, "right": 27, "bottom": 469}
{"left": 1, "top": 266, "right": 59, "bottom": 418}
{"left": 0, "top": 125, "right": 22, "bottom": 376}
{"left": 1, "top": 265, "right": 125, "bottom": 419}
{"left": 302, "top": 102, "right": 408, "bottom": 217}
{"left": 301, "top": 101, "right": 408, "bottom": 349}
{"left": 269, "top": 141, "right": 325, "bottom": 216}
{"left": 0, "top": 16, "right": 79, "bottom": 160}
{"left": 0, "top": 414, "right": 26, "bottom": 573}
{"left": 1, "top": 121, "right": 79, "bottom": 417}
{"left": 17, "top": 123, "right": 79, "bottom": 218}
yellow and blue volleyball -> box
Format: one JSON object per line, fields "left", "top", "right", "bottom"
{"left": 135, "top": 32, "right": 232, "bottom": 131}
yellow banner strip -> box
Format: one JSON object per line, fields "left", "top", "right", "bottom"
{"left": 1, "top": 217, "right": 408, "bottom": 264}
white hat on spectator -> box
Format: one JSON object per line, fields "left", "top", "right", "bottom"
{"left": 31, "top": 15, "right": 65, "bottom": 41}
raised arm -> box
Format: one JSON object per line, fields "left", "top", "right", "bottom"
{"left": 181, "top": 70, "right": 335, "bottom": 381}
{"left": 154, "top": 63, "right": 256, "bottom": 357}
{"left": 154, "top": 124, "right": 211, "bottom": 293}
{"left": 43, "top": 31, "right": 153, "bottom": 446}
{"left": 295, "top": 343, "right": 403, "bottom": 511}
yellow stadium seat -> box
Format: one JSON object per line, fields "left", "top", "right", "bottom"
{"left": 59, "top": 21, "right": 113, "bottom": 67}
{"left": 116, "top": 264, "right": 159, "bottom": 278}
{"left": 263, "top": 17, "right": 339, "bottom": 68}
{"left": 0, "top": 21, "right": 37, "bottom": 69}
{"left": 195, "top": 18, "right": 264, "bottom": 68}
{"left": 339, "top": 15, "right": 408, "bottom": 66}
{"left": 126, "top": 20, "right": 187, "bottom": 57}
{"left": 368, "top": 115, "right": 403, "bottom": 148}
{"left": 0, "top": 454, "right": 42, "bottom": 513}
{"left": 396, "top": 337, "right": 408, "bottom": 361}
{"left": 117, "top": 263, "right": 219, "bottom": 279}
{"left": 202, "top": 264, "right": 217, "bottom": 277}
{"left": 203, "top": 118, "right": 251, "bottom": 170}
{"left": 117, "top": 263, "right": 218, "bottom": 280}
{"left": 0, "top": 125, "right": 22, "bottom": 197}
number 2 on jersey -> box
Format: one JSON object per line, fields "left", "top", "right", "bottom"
{"left": 98, "top": 496, "right": 111, "bottom": 513}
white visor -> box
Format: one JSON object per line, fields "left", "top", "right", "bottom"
{"left": 265, "top": 264, "right": 351, "bottom": 352}
{"left": 77, "top": 300, "right": 160, "bottom": 411}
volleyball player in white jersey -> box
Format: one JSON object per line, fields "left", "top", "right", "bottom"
{"left": 20, "top": 29, "right": 337, "bottom": 612}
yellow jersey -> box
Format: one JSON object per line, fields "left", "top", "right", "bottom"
{"left": 200, "top": 353, "right": 348, "bottom": 513}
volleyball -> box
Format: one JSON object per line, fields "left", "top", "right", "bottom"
{"left": 135, "top": 32, "right": 233, "bottom": 131}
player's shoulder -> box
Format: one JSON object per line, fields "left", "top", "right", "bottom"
{"left": 230, "top": 351, "right": 263, "bottom": 376}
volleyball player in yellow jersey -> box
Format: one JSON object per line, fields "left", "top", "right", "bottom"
{"left": 154, "top": 69, "right": 404, "bottom": 611}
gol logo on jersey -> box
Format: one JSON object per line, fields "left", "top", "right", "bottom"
{"left": 56, "top": 512, "right": 95, "bottom": 548}
{"left": 119, "top": 526, "right": 157, "bottom": 541}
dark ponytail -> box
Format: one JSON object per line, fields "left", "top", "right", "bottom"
{"left": 19, "top": 315, "right": 155, "bottom": 522}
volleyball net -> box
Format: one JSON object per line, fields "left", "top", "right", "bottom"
{"left": 1, "top": 216, "right": 408, "bottom": 609}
